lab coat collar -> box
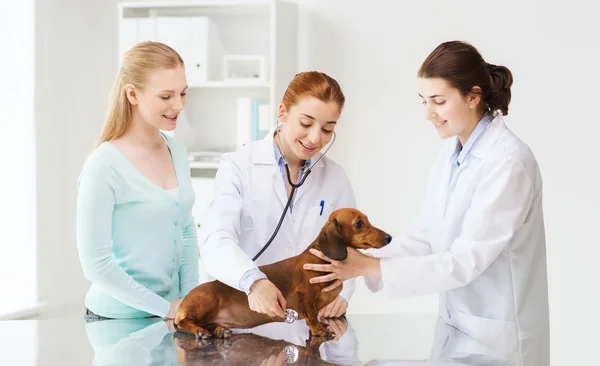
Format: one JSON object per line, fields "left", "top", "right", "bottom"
{"left": 468, "top": 113, "right": 506, "bottom": 159}
{"left": 251, "top": 128, "right": 325, "bottom": 168}
{"left": 273, "top": 138, "right": 312, "bottom": 171}
{"left": 252, "top": 129, "right": 279, "bottom": 165}
{"left": 449, "top": 114, "right": 493, "bottom": 166}
{"left": 446, "top": 113, "right": 506, "bottom": 163}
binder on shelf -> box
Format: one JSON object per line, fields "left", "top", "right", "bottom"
{"left": 237, "top": 97, "right": 253, "bottom": 147}
{"left": 251, "top": 98, "right": 271, "bottom": 142}
{"left": 238, "top": 97, "right": 271, "bottom": 148}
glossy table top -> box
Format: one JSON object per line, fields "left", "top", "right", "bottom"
{"left": 0, "top": 312, "right": 504, "bottom": 365}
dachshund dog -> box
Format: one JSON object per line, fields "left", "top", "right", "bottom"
{"left": 174, "top": 208, "right": 392, "bottom": 340}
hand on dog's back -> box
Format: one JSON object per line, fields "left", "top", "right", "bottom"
{"left": 248, "top": 279, "right": 287, "bottom": 318}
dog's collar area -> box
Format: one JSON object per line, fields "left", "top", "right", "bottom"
{"left": 314, "top": 241, "right": 348, "bottom": 261}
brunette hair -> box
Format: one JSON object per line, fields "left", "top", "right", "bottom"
{"left": 418, "top": 41, "right": 513, "bottom": 116}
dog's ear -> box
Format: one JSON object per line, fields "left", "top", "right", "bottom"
{"left": 317, "top": 219, "right": 348, "bottom": 261}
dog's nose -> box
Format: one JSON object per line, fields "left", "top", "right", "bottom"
{"left": 384, "top": 234, "right": 392, "bottom": 244}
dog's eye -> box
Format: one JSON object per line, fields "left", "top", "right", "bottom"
{"left": 355, "top": 220, "right": 363, "bottom": 229}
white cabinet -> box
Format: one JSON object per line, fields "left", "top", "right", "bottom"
{"left": 118, "top": 0, "right": 298, "bottom": 154}
{"left": 118, "top": 17, "right": 155, "bottom": 63}
{"left": 119, "top": 16, "right": 224, "bottom": 86}
{"left": 155, "top": 17, "right": 224, "bottom": 85}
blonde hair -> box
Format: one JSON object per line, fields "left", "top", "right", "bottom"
{"left": 97, "top": 41, "right": 184, "bottom": 146}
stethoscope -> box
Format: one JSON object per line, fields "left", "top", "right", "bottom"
{"left": 251, "top": 115, "right": 336, "bottom": 262}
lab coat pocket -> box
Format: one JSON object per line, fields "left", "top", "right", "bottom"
{"left": 452, "top": 310, "right": 518, "bottom": 359}
{"left": 302, "top": 204, "right": 333, "bottom": 242}
{"left": 239, "top": 214, "right": 254, "bottom": 234}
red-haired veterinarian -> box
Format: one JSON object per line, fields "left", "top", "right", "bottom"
{"left": 199, "top": 72, "right": 359, "bottom": 359}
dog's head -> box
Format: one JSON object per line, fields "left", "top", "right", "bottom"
{"left": 316, "top": 208, "right": 392, "bottom": 261}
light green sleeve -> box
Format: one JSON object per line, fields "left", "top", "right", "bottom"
{"left": 179, "top": 209, "right": 199, "bottom": 296}
{"left": 76, "top": 159, "right": 170, "bottom": 317}
{"left": 171, "top": 137, "right": 199, "bottom": 296}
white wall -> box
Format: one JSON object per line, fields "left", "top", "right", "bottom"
{"left": 35, "top": 0, "right": 120, "bottom": 310}
{"left": 36, "top": 0, "right": 599, "bottom": 364}
{"left": 0, "top": 0, "right": 37, "bottom": 317}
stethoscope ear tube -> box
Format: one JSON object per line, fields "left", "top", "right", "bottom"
{"left": 251, "top": 118, "right": 335, "bottom": 261}
{"left": 251, "top": 182, "right": 297, "bottom": 261}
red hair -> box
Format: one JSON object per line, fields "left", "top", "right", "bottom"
{"left": 281, "top": 71, "right": 345, "bottom": 113}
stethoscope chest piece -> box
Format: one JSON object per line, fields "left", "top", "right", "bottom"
{"left": 283, "top": 345, "right": 299, "bottom": 363}
{"left": 284, "top": 308, "right": 299, "bottom": 323}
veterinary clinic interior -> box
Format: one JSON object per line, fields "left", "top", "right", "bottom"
{"left": 1, "top": 0, "right": 598, "bottom": 365}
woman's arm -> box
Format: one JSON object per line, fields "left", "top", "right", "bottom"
{"left": 179, "top": 209, "right": 199, "bottom": 296}
{"left": 374, "top": 158, "right": 536, "bottom": 298}
{"left": 76, "top": 159, "right": 170, "bottom": 317}
{"left": 307, "top": 158, "right": 536, "bottom": 298}
{"left": 198, "top": 155, "right": 261, "bottom": 291}
{"left": 198, "top": 154, "right": 286, "bottom": 318}
{"left": 362, "top": 207, "right": 432, "bottom": 293}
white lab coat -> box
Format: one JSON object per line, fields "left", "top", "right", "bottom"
{"left": 199, "top": 131, "right": 357, "bottom": 302}
{"left": 366, "top": 115, "right": 550, "bottom": 366}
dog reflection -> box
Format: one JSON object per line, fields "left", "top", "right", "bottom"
{"left": 175, "top": 331, "right": 339, "bottom": 366}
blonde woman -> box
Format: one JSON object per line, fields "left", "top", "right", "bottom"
{"left": 76, "top": 41, "right": 198, "bottom": 321}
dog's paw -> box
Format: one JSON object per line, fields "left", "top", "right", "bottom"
{"left": 217, "top": 327, "right": 232, "bottom": 339}
{"left": 195, "top": 330, "right": 212, "bottom": 340}
{"left": 217, "top": 337, "right": 232, "bottom": 350}
{"left": 195, "top": 338, "right": 213, "bottom": 347}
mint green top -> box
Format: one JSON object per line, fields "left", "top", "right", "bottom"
{"left": 76, "top": 133, "right": 199, "bottom": 318}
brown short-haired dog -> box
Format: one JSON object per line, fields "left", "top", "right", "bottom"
{"left": 174, "top": 208, "right": 392, "bottom": 339}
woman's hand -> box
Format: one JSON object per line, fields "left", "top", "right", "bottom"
{"left": 164, "top": 319, "right": 176, "bottom": 333}
{"left": 248, "top": 279, "right": 287, "bottom": 318}
{"left": 166, "top": 299, "right": 183, "bottom": 319}
{"left": 260, "top": 350, "right": 286, "bottom": 366}
{"left": 321, "top": 317, "right": 348, "bottom": 344}
{"left": 303, "top": 247, "right": 381, "bottom": 292}
{"left": 318, "top": 296, "right": 347, "bottom": 319}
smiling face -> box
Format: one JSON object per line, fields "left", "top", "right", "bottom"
{"left": 418, "top": 77, "right": 482, "bottom": 144}
{"left": 126, "top": 66, "right": 188, "bottom": 132}
{"left": 277, "top": 96, "right": 340, "bottom": 163}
